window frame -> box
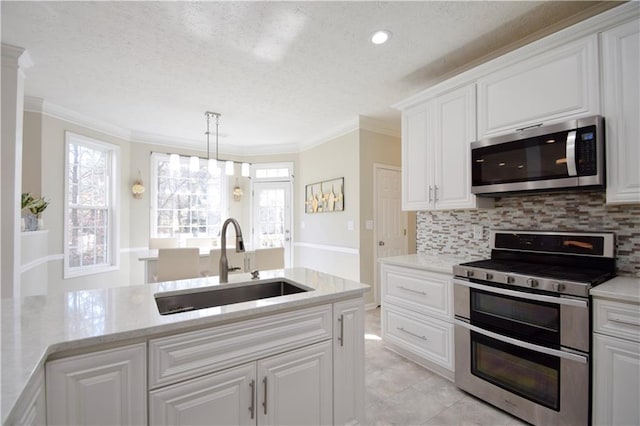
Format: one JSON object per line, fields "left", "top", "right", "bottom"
{"left": 149, "top": 152, "right": 229, "bottom": 242}
{"left": 63, "top": 132, "right": 120, "bottom": 279}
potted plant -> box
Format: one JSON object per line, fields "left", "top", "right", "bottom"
{"left": 21, "top": 192, "right": 49, "bottom": 231}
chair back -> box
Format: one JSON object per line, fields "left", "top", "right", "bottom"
{"left": 157, "top": 248, "right": 200, "bottom": 282}
{"left": 149, "top": 237, "right": 179, "bottom": 249}
{"left": 185, "top": 238, "right": 215, "bottom": 249}
{"left": 254, "top": 247, "right": 285, "bottom": 270}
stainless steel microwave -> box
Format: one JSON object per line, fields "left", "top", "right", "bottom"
{"left": 471, "top": 116, "right": 604, "bottom": 196}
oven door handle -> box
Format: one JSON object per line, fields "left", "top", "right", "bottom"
{"left": 452, "top": 279, "right": 588, "bottom": 308}
{"left": 455, "top": 319, "right": 588, "bottom": 364}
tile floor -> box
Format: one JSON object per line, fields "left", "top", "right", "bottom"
{"left": 364, "top": 308, "right": 526, "bottom": 426}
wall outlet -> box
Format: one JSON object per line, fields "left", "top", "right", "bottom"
{"left": 347, "top": 220, "right": 354, "bottom": 231}
{"left": 365, "top": 220, "right": 374, "bottom": 230}
{"left": 472, "top": 225, "right": 484, "bottom": 240}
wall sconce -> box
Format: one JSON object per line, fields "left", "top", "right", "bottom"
{"left": 132, "top": 171, "right": 145, "bottom": 199}
{"left": 232, "top": 179, "right": 243, "bottom": 201}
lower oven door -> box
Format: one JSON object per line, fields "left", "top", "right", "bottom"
{"left": 455, "top": 320, "right": 589, "bottom": 426}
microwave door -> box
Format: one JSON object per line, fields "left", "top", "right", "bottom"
{"left": 471, "top": 131, "right": 579, "bottom": 194}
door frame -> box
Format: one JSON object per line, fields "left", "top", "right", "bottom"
{"left": 250, "top": 179, "right": 294, "bottom": 268}
{"left": 373, "top": 163, "right": 408, "bottom": 306}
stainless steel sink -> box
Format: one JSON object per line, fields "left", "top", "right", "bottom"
{"left": 155, "top": 279, "right": 312, "bottom": 315}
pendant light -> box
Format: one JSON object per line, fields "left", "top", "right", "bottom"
{"left": 205, "top": 111, "right": 221, "bottom": 175}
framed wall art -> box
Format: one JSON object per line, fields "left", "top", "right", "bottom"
{"left": 305, "top": 177, "right": 344, "bottom": 213}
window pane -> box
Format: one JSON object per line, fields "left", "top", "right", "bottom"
{"left": 66, "top": 135, "right": 115, "bottom": 275}
{"left": 152, "top": 154, "right": 225, "bottom": 240}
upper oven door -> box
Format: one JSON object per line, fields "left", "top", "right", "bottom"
{"left": 471, "top": 116, "right": 603, "bottom": 195}
{"left": 453, "top": 279, "right": 589, "bottom": 352}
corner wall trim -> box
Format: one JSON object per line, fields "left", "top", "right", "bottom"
{"left": 293, "top": 242, "right": 359, "bottom": 255}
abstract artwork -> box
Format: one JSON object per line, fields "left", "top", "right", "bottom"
{"left": 305, "top": 177, "right": 344, "bottom": 213}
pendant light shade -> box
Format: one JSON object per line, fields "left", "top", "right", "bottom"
{"left": 241, "top": 162, "right": 250, "bottom": 177}
{"left": 225, "top": 160, "right": 234, "bottom": 176}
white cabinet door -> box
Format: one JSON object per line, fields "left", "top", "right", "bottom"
{"left": 401, "top": 84, "right": 487, "bottom": 211}
{"left": 601, "top": 19, "right": 640, "bottom": 204}
{"left": 149, "top": 363, "right": 256, "bottom": 426}
{"left": 402, "top": 102, "right": 431, "bottom": 210}
{"left": 477, "top": 35, "right": 599, "bottom": 138}
{"left": 333, "top": 298, "right": 365, "bottom": 426}
{"left": 6, "top": 369, "right": 46, "bottom": 426}
{"left": 432, "top": 84, "right": 479, "bottom": 210}
{"left": 593, "top": 334, "right": 640, "bottom": 426}
{"left": 46, "top": 343, "right": 146, "bottom": 426}
{"left": 258, "top": 340, "right": 332, "bottom": 426}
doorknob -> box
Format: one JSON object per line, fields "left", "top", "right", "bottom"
{"left": 378, "top": 241, "right": 385, "bottom": 246}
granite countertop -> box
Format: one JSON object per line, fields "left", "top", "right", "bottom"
{"left": 378, "top": 253, "right": 473, "bottom": 274}
{"left": 1, "top": 268, "right": 369, "bottom": 424}
{"left": 590, "top": 276, "right": 640, "bottom": 304}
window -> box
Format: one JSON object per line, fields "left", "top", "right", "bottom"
{"left": 64, "top": 132, "right": 120, "bottom": 278}
{"left": 150, "top": 153, "right": 227, "bottom": 243}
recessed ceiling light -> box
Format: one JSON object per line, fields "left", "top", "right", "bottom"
{"left": 371, "top": 30, "right": 391, "bottom": 45}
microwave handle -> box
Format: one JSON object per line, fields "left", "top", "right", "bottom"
{"left": 566, "top": 130, "right": 577, "bottom": 176}
{"left": 455, "top": 319, "right": 588, "bottom": 364}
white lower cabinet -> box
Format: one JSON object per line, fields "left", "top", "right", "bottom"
{"left": 5, "top": 369, "right": 46, "bottom": 426}
{"left": 45, "top": 343, "right": 147, "bottom": 426}
{"left": 259, "top": 341, "right": 333, "bottom": 426}
{"left": 592, "top": 296, "right": 640, "bottom": 426}
{"left": 593, "top": 334, "right": 640, "bottom": 426}
{"left": 333, "top": 298, "right": 365, "bottom": 425}
{"left": 380, "top": 262, "right": 455, "bottom": 380}
{"left": 150, "top": 341, "right": 333, "bottom": 426}
{"left": 149, "top": 363, "right": 256, "bottom": 426}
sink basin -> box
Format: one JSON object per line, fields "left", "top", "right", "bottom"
{"left": 155, "top": 279, "right": 312, "bottom": 315}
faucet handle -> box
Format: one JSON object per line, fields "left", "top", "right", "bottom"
{"left": 250, "top": 270, "right": 260, "bottom": 280}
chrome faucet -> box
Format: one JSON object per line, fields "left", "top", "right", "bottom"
{"left": 219, "top": 218, "right": 245, "bottom": 283}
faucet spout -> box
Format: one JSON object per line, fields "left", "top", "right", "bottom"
{"left": 219, "top": 218, "right": 245, "bottom": 283}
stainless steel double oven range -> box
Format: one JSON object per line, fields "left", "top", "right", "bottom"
{"left": 453, "top": 231, "right": 615, "bottom": 425}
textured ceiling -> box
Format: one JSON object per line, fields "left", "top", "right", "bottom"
{"left": 1, "top": 1, "right": 619, "bottom": 154}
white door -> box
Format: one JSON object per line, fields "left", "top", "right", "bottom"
{"left": 257, "top": 341, "right": 333, "bottom": 426}
{"left": 252, "top": 182, "right": 292, "bottom": 267}
{"left": 374, "top": 165, "right": 408, "bottom": 304}
{"left": 149, "top": 363, "right": 256, "bottom": 426}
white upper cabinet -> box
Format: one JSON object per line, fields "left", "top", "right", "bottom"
{"left": 477, "top": 34, "right": 599, "bottom": 138}
{"left": 401, "top": 84, "right": 490, "bottom": 211}
{"left": 401, "top": 102, "right": 430, "bottom": 210}
{"left": 601, "top": 19, "right": 640, "bottom": 204}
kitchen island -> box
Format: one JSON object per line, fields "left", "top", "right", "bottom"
{"left": 1, "top": 268, "right": 368, "bottom": 425}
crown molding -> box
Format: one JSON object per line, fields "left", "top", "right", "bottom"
{"left": 1, "top": 43, "right": 33, "bottom": 69}
{"left": 297, "top": 117, "right": 360, "bottom": 152}
{"left": 24, "top": 96, "right": 132, "bottom": 141}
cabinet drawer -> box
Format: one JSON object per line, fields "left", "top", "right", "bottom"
{"left": 149, "top": 304, "right": 332, "bottom": 389}
{"left": 382, "top": 265, "right": 452, "bottom": 320}
{"left": 594, "top": 298, "right": 640, "bottom": 343}
{"left": 382, "top": 306, "right": 454, "bottom": 371}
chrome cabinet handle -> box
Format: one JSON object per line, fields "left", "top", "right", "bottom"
{"left": 455, "top": 319, "right": 587, "bottom": 364}
{"left": 262, "top": 377, "right": 268, "bottom": 415}
{"left": 398, "top": 326, "right": 428, "bottom": 341}
{"left": 609, "top": 315, "right": 640, "bottom": 327}
{"left": 428, "top": 186, "right": 433, "bottom": 203}
{"left": 434, "top": 185, "right": 439, "bottom": 202}
{"left": 338, "top": 314, "right": 344, "bottom": 347}
{"left": 249, "top": 380, "right": 255, "bottom": 419}
{"left": 398, "top": 285, "right": 426, "bottom": 296}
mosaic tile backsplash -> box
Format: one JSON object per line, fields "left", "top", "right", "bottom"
{"left": 416, "top": 191, "right": 640, "bottom": 277}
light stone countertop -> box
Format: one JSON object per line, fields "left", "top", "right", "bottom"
{"left": 590, "top": 275, "right": 640, "bottom": 304}
{"left": 378, "top": 253, "right": 473, "bottom": 275}
{"left": 1, "top": 268, "right": 369, "bottom": 424}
